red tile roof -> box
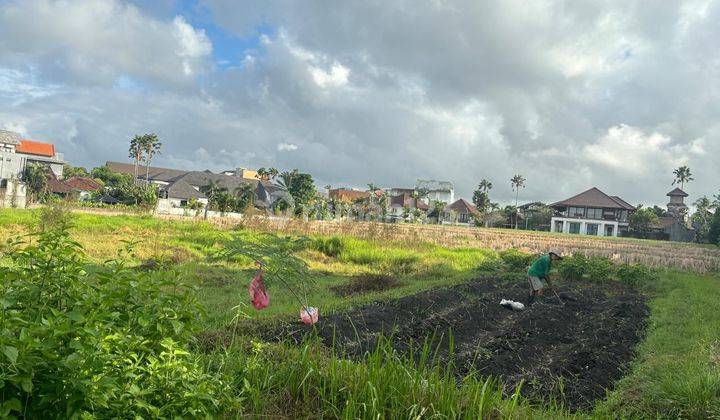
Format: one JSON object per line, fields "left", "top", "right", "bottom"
{"left": 17, "top": 139, "right": 56, "bottom": 157}
{"left": 329, "top": 188, "right": 370, "bottom": 202}
{"left": 390, "top": 193, "right": 429, "bottom": 210}
{"left": 444, "top": 198, "right": 478, "bottom": 214}
{"left": 64, "top": 177, "right": 102, "bottom": 192}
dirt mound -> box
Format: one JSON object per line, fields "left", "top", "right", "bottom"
{"left": 275, "top": 278, "right": 649, "bottom": 411}
{"left": 330, "top": 274, "right": 403, "bottom": 296}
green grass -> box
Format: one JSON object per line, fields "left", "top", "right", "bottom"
{"left": 595, "top": 271, "right": 720, "bottom": 418}
{"left": 1, "top": 207, "right": 719, "bottom": 418}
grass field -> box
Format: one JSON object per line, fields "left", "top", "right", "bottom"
{"left": 1, "top": 207, "right": 718, "bottom": 418}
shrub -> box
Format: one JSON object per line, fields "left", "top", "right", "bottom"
{"left": 0, "top": 220, "right": 231, "bottom": 417}
{"left": 557, "top": 253, "right": 587, "bottom": 280}
{"left": 311, "top": 236, "right": 345, "bottom": 257}
{"left": 499, "top": 248, "right": 534, "bottom": 272}
{"left": 476, "top": 257, "right": 503, "bottom": 273}
{"left": 615, "top": 263, "right": 657, "bottom": 287}
{"left": 586, "top": 256, "right": 615, "bottom": 282}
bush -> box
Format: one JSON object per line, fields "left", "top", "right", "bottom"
{"left": 499, "top": 248, "right": 534, "bottom": 272}
{"left": 586, "top": 257, "right": 615, "bottom": 282}
{"left": 311, "top": 236, "right": 345, "bottom": 257}
{"left": 557, "top": 253, "right": 587, "bottom": 280}
{"left": 476, "top": 257, "right": 503, "bottom": 273}
{"left": 615, "top": 263, "right": 657, "bottom": 287}
{"left": 0, "top": 220, "right": 231, "bottom": 417}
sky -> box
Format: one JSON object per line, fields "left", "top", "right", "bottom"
{"left": 0, "top": 0, "right": 718, "bottom": 206}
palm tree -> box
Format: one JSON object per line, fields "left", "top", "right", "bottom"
{"left": 267, "top": 167, "right": 279, "bottom": 181}
{"left": 200, "top": 180, "right": 227, "bottom": 209}
{"left": 234, "top": 182, "right": 255, "bottom": 212}
{"left": 510, "top": 174, "right": 526, "bottom": 228}
{"left": 479, "top": 179, "right": 493, "bottom": 193}
{"left": 141, "top": 134, "right": 161, "bottom": 183}
{"left": 257, "top": 168, "right": 269, "bottom": 181}
{"left": 672, "top": 166, "right": 693, "bottom": 190}
{"left": 128, "top": 136, "right": 144, "bottom": 184}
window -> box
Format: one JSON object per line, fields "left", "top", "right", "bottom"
{"left": 458, "top": 213, "right": 469, "bottom": 222}
{"left": 586, "top": 208, "right": 602, "bottom": 219}
{"left": 603, "top": 209, "right": 616, "bottom": 219}
{"left": 554, "top": 220, "right": 564, "bottom": 233}
{"left": 586, "top": 223, "right": 599, "bottom": 235}
{"left": 618, "top": 210, "right": 628, "bottom": 222}
{"left": 180, "top": 199, "right": 188, "bottom": 207}
{"left": 569, "top": 222, "right": 581, "bottom": 234}
{"left": 567, "top": 206, "right": 585, "bottom": 217}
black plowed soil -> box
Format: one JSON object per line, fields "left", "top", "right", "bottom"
{"left": 330, "top": 274, "right": 403, "bottom": 296}
{"left": 276, "top": 278, "right": 649, "bottom": 411}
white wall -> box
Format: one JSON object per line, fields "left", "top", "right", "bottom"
{"left": 550, "top": 216, "right": 626, "bottom": 237}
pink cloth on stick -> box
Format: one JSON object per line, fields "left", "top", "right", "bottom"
{"left": 248, "top": 271, "right": 269, "bottom": 310}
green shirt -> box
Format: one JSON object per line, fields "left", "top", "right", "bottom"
{"left": 527, "top": 254, "right": 551, "bottom": 278}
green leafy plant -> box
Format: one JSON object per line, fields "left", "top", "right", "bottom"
{"left": 0, "top": 217, "right": 230, "bottom": 417}
{"left": 311, "top": 236, "right": 345, "bottom": 258}
{"left": 586, "top": 256, "right": 615, "bottom": 282}
{"left": 557, "top": 253, "right": 588, "bottom": 280}
{"left": 615, "top": 264, "right": 657, "bottom": 287}
{"left": 499, "top": 248, "right": 534, "bottom": 272}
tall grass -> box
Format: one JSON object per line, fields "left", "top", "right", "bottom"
{"left": 211, "top": 335, "right": 571, "bottom": 419}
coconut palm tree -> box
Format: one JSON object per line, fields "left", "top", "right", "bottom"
{"left": 141, "top": 134, "right": 161, "bottom": 183}
{"left": 510, "top": 174, "right": 526, "bottom": 228}
{"left": 128, "top": 136, "right": 144, "bottom": 184}
{"left": 672, "top": 166, "right": 693, "bottom": 190}
{"left": 479, "top": 179, "right": 493, "bottom": 193}
{"left": 234, "top": 182, "right": 255, "bottom": 212}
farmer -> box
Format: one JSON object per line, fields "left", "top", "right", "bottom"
{"left": 527, "top": 251, "right": 562, "bottom": 303}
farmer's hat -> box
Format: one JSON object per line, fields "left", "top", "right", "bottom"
{"left": 548, "top": 251, "right": 563, "bottom": 259}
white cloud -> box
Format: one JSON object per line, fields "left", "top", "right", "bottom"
{"left": 277, "top": 142, "right": 298, "bottom": 151}
{"left": 310, "top": 63, "right": 350, "bottom": 88}
{"left": 0, "top": 0, "right": 213, "bottom": 85}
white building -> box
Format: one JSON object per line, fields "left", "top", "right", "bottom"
{"left": 549, "top": 187, "right": 635, "bottom": 237}
{"left": 416, "top": 179, "right": 454, "bottom": 204}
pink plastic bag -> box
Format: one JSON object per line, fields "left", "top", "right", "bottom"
{"left": 300, "top": 307, "right": 319, "bottom": 325}
{"left": 248, "top": 271, "right": 269, "bottom": 310}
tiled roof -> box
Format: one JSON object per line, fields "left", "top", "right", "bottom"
{"left": 443, "top": 198, "right": 477, "bottom": 214}
{"left": 390, "top": 193, "right": 429, "bottom": 210}
{"left": 329, "top": 188, "right": 370, "bottom": 202}
{"left": 64, "top": 177, "right": 102, "bottom": 192}
{"left": 666, "top": 187, "right": 688, "bottom": 197}
{"left": 0, "top": 130, "right": 21, "bottom": 145}
{"left": 106, "top": 161, "right": 188, "bottom": 182}
{"left": 17, "top": 140, "right": 55, "bottom": 157}
{"left": 551, "top": 187, "right": 635, "bottom": 210}
{"left": 161, "top": 179, "right": 206, "bottom": 200}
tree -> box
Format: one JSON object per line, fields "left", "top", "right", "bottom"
{"left": 278, "top": 170, "right": 316, "bottom": 215}
{"left": 91, "top": 165, "right": 133, "bottom": 187}
{"left": 141, "top": 134, "right": 161, "bottom": 183}
{"left": 128, "top": 136, "right": 144, "bottom": 183}
{"left": 479, "top": 179, "right": 493, "bottom": 193}
{"left": 510, "top": 174, "right": 526, "bottom": 228}
{"left": 692, "top": 196, "right": 714, "bottom": 242}
{"left": 672, "top": 165, "right": 693, "bottom": 190}
{"left": 22, "top": 163, "right": 49, "bottom": 204}
{"left": 708, "top": 208, "right": 720, "bottom": 245}
{"left": 629, "top": 207, "right": 659, "bottom": 234}
{"left": 62, "top": 164, "right": 88, "bottom": 179}
{"left": 200, "top": 181, "right": 228, "bottom": 211}
{"left": 234, "top": 183, "right": 255, "bottom": 213}
{"left": 650, "top": 205, "right": 668, "bottom": 217}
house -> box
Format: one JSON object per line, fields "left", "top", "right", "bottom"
{"left": 389, "top": 192, "right": 429, "bottom": 220}
{"left": 388, "top": 180, "right": 455, "bottom": 205}
{"left": 105, "top": 161, "right": 288, "bottom": 212}
{"left": 0, "top": 130, "right": 65, "bottom": 207}
{"left": 416, "top": 179, "right": 454, "bottom": 204}
{"left": 64, "top": 177, "right": 102, "bottom": 199}
{"left": 329, "top": 188, "right": 370, "bottom": 203}
{"left": 0, "top": 130, "right": 65, "bottom": 181}
{"left": 549, "top": 187, "right": 635, "bottom": 237}
{"left": 220, "top": 167, "right": 260, "bottom": 180}
{"left": 441, "top": 199, "right": 478, "bottom": 225}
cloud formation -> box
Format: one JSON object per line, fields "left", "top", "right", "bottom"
{"left": 0, "top": 0, "right": 718, "bottom": 206}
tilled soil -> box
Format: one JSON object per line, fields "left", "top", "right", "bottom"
{"left": 273, "top": 278, "right": 649, "bottom": 411}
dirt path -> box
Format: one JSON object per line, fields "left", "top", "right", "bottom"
{"left": 277, "top": 278, "right": 649, "bottom": 411}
